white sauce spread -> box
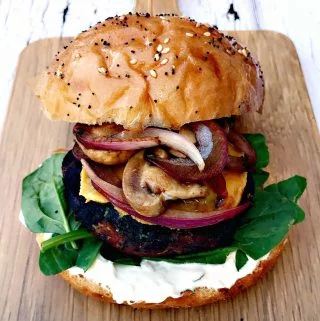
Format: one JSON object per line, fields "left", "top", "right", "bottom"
{"left": 19, "top": 212, "right": 269, "bottom": 305}
{"left": 68, "top": 252, "right": 268, "bottom": 304}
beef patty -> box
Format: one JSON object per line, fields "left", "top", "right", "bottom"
{"left": 62, "top": 150, "right": 248, "bottom": 257}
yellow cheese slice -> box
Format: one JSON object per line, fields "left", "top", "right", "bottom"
{"left": 80, "top": 168, "right": 109, "bottom": 203}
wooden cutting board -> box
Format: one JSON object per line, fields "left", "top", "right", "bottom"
{"left": 1, "top": 13, "right": 320, "bottom": 321}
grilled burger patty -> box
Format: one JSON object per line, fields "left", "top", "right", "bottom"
{"left": 62, "top": 150, "right": 250, "bottom": 257}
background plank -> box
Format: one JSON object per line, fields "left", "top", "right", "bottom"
{"left": 0, "top": 31, "right": 319, "bottom": 321}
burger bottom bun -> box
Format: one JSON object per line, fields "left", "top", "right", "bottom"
{"left": 58, "top": 240, "right": 286, "bottom": 308}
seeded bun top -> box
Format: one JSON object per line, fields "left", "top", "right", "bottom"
{"left": 32, "top": 13, "right": 264, "bottom": 130}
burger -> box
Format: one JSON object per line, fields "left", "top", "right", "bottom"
{"left": 21, "top": 13, "right": 307, "bottom": 308}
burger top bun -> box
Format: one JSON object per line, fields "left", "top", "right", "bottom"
{"left": 31, "top": 13, "right": 264, "bottom": 130}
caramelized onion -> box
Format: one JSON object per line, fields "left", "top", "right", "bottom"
{"left": 143, "top": 128, "right": 205, "bottom": 171}
{"left": 209, "top": 174, "right": 228, "bottom": 208}
{"left": 72, "top": 143, "right": 89, "bottom": 161}
{"left": 145, "top": 121, "right": 228, "bottom": 183}
{"left": 74, "top": 123, "right": 159, "bottom": 151}
{"left": 226, "top": 130, "right": 257, "bottom": 171}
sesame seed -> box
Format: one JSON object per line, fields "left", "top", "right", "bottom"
{"left": 130, "top": 58, "right": 137, "bottom": 65}
{"left": 204, "top": 31, "right": 211, "bottom": 37}
{"left": 161, "top": 47, "right": 170, "bottom": 54}
{"left": 196, "top": 22, "right": 201, "bottom": 27}
{"left": 157, "top": 44, "right": 163, "bottom": 52}
{"left": 119, "top": 16, "right": 125, "bottom": 20}
{"left": 160, "top": 58, "right": 168, "bottom": 65}
{"left": 154, "top": 99, "right": 158, "bottom": 103}
{"left": 75, "top": 53, "right": 81, "bottom": 58}
{"left": 150, "top": 69, "right": 157, "bottom": 78}
{"left": 238, "top": 48, "right": 248, "bottom": 57}
{"left": 98, "top": 67, "right": 107, "bottom": 74}
{"left": 163, "top": 37, "right": 170, "bottom": 44}
{"left": 160, "top": 16, "right": 167, "bottom": 20}
{"left": 88, "top": 105, "right": 92, "bottom": 109}
{"left": 186, "top": 32, "right": 194, "bottom": 37}
{"left": 55, "top": 69, "right": 63, "bottom": 78}
{"left": 154, "top": 53, "right": 160, "bottom": 61}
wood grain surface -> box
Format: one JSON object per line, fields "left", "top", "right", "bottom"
{"left": 0, "top": 30, "right": 319, "bottom": 321}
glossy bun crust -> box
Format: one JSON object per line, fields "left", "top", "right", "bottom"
{"left": 59, "top": 241, "right": 285, "bottom": 308}
{"left": 32, "top": 13, "right": 264, "bottom": 130}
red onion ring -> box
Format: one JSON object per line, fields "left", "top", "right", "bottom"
{"left": 74, "top": 123, "right": 159, "bottom": 151}
{"left": 226, "top": 130, "right": 257, "bottom": 171}
{"left": 143, "top": 128, "right": 205, "bottom": 171}
{"left": 145, "top": 121, "right": 228, "bottom": 183}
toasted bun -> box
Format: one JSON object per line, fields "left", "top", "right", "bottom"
{"left": 32, "top": 14, "right": 264, "bottom": 130}
{"left": 57, "top": 241, "right": 285, "bottom": 308}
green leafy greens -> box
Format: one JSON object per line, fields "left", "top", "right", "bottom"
{"left": 244, "top": 133, "right": 270, "bottom": 188}
{"left": 22, "top": 153, "right": 71, "bottom": 234}
{"left": 21, "top": 132, "right": 306, "bottom": 275}
{"left": 21, "top": 153, "right": 103, "bottom": 275}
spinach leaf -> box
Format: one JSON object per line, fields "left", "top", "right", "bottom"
{"left": 242, "top": 190, "right": 301, "bottom": 222}
{"left": 40, "top": 229, "right": 92, "bottom": 252}
{"left": 22, "top": 153, "right": 71, "bottom": 234}
{"left": 149, "top": 247, "right": 236, "bottom": 264}
{"left": 235, "top": 250, "right": 248, "bottom": 271}
{"left": 69, "top": 213, "right": 81, "bottom": 231}
{"left": 39, "top": 244, "right": 78, "bottom": 276}
{"left": 253, "top": 170, "right": 269, "bottom": 189}
{"left": 244, "top": 134, "right": 269, "bottom": 170}
{"left": 233, "top": 175, "right": 306, "bottom": 259}
{"left": 76, "top": 238, "right": 103, "bottom": 271}
{"left": 265, "top": 175, "right": 307, "bottom": 202}
{"left": 235, "top": 213, "right": 293, "bottom": 259}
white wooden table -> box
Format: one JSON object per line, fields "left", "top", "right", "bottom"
{"left": 0, "top": 0, "right": 319, "bottom": 132}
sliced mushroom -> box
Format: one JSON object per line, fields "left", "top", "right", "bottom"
{"left": 123, "top": 152, "right": 208, "bottom": 217}
{"left": 77, "top": 140, "right": 134, "bottom": 165}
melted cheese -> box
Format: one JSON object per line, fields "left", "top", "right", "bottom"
{"left": 80, "top": 168, "right": 129, "bottom": 217}
{"left": 80, "top": 168, "right": 109, "bottom": 203}
{"left": 222, "top": 171, "right": 247, "bottom": 209}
